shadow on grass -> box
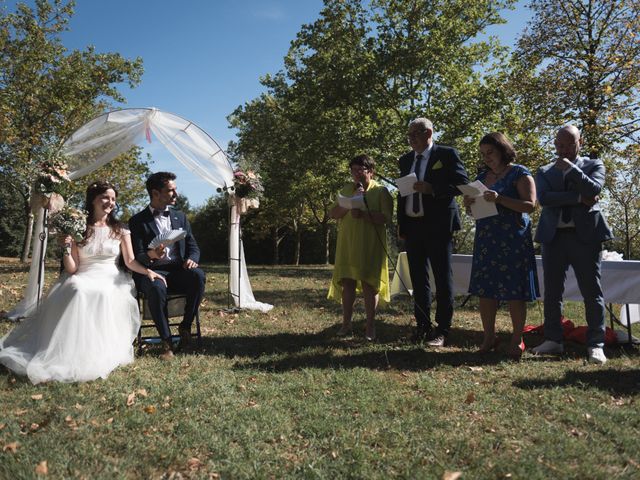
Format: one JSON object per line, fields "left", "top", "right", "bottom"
{"left": 190, "top": 324, "right": 511, "bottom": 371}
{"left": 512, "top": 368, "right": 640, "bottom": 396}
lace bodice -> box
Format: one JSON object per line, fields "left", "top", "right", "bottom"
{"left": 78, "top": 226, "right": 127, "bottom": 263}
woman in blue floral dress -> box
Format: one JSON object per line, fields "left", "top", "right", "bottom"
{"left": 464, "top": 133, "right": 539, "bottom": 359}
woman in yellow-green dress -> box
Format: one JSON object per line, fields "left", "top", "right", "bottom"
{"left": 328, "top": 154, "right": 394, "bottom": 341}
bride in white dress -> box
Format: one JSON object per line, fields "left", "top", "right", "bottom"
{"left": 0, "top": 181, "right": 166, "bottom": 384}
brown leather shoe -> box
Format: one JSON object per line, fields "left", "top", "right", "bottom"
{"left": 178, "top": 325, "right": 193, "bottom": 346}
{"left": 159, "top": 340, "right": 174, "bottom": 361}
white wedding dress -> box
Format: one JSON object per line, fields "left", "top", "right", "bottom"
{"left": 0, "top": 226, "right": 141, "bottom": 384}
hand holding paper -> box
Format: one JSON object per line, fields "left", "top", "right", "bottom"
{"left": 337, "top": 193, "right": 366, "bottom": 210}
{"left": 395, "top": 173, "right": 418, "bottom": 197}
{"left": 457, "top": 181, "right": 498, "bottom": 219}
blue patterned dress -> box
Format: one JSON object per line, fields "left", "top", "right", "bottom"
{"left": 468, "top": 164, "right": 539, "bottom": 301}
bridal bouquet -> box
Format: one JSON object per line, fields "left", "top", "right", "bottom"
{"left": 49, "top": 206, "right": 87, "bottom": 242}
{"left": 232, "top": 169, "right": 264, "bottom": 199}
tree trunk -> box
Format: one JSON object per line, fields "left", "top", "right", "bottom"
{"left": 20, "top": 197, "right": 34, "bottom": 263}
{"left": 271, "top": 226, "right": 279, "bottom": 265}
{"left": 323, "top": 221, "right": 330, "bottom": 265}
{"left": 294, "top": 228, "right": 301, "bottom": 266}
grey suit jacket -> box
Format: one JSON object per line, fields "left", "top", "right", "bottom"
{"left": 534, "top": 156, "right": 613, "bottom": 244}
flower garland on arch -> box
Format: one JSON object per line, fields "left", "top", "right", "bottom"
{"left": 229, "top": 168, "right": 264, "bottom": 215}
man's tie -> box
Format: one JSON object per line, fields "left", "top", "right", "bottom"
{"left": 153, "top": 209, "right": 170, "bottom": 217}
{"left": 412, "top": 154, "right": 424, "bottom": 214}
{"left": 561, "top": 177, "right": 572, "bottom": 223}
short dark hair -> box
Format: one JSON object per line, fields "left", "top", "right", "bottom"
{"left": 146, "top": 171, "right": 176, "bottom": 197}
{"left": 479, "top": 132, "right": 517, "bottom": 165}
{"left": 349, "top": 154, "right": 375, "bottom": 172}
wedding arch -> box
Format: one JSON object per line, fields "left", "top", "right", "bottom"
{"left": 8, "top": 107, "right": 272, "bottom": 319}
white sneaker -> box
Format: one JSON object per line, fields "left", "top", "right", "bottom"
{"left": 587, "top": 347, "right": 607, "bottom": 365}
{"left": 531, "top": 340, "right": 564, "bottom": 355}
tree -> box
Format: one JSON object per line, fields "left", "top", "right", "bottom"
{"left": 605, "top": 144, "right": 640, "bottom": 259}
{"left": 62, "top": 146, "right": 153, "bottom": 221}
{"left": 515, "top": 0, "right": 640, "bottom": 157}
{"left": 230, "top": 0, "right": 520, "bottom": 262}
{"left": 0, "top": 0, "right": 143, "bottom": 261}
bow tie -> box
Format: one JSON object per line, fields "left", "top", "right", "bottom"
{"left": 152, "top": 209, "right": 170, "bottom": 217}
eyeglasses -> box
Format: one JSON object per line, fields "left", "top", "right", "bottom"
{"left": 407, "top": 130, "right": 427, "bottom": 140}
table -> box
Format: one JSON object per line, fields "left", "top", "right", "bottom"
{"left": 390, "top": 253, "right": 640, "bottom": 342}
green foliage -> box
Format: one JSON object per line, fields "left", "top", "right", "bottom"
{"left": 515, "top": 0, "right": 640, "bottom": 158}
{"left": 0, "top": 0, "right": 144, "bottom": 259}
{"left": 604, "top": 144, "right": 640, "bottom": 259}
{"left": 190, "top": 196, "right": 230, "bottom": 263}
{"left": 231, "top": 0, "right": 520, "bottom": 263}
{"left": 60, "top": 147, "right": 152, "bottom": 221}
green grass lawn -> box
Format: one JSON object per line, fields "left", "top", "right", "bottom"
{"left": 1, "top": 258, "right": 639, "bottom": 479}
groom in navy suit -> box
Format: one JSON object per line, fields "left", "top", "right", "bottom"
{"left": 398, "top": 118, "right": 469, "bottom": 346}
{"left": 129, "top": 172, "right": 205, "bottom": 359}
{"left": 532, "top": 126, "right": 613, "bottom": 364}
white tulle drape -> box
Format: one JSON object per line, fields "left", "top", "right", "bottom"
{"left": 230, "top": 198, "right": 273, "bottom": 313}
{"left": 8, "top": 107, "right": 272, "bottom": 319}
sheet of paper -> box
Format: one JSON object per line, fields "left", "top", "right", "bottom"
{"left": 457, "top": 180, "right": 498, "bottom": 220}
{"left": 457, "top": 180, "right": 487, "bottom": 197}
{"left": 395, "top": 172, "right": 418, "bottom": 197}
{"left": 337, "top": 193, "right": 366, "bottom": 210}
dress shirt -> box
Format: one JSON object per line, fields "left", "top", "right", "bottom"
{"left": 557, "top": 162, "right": 577, "bottom": 229}
{"left": 149, "top": 206, "right": 177, "bottom": 264}
{"left": 406, "top": 144, "right": 433, "bottom": 217}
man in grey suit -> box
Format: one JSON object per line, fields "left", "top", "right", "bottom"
{"left": 532, "top": 125, "right": 613, "bottom": 364}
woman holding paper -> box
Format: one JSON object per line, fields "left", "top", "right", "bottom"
{"left": 0, "top": 181, "right": 165, "bottom": 384}
{"left": 328, "top": 155, "right": 394, "bottom": 341}
{"left": 463, "top": 133, "right": 539, "bottom": 360}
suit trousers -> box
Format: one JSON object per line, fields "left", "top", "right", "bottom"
{"left": 405, "top": 221, "right": 454, "bottom": 335}
{"left": 541, "top": 230, "right": 605, "bottom": 347}
{"left": 134, "top": 265, "right": 206, "bottom": 340}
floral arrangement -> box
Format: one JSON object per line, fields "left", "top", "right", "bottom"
{"left": 49, "top": 206, "right": 87, "bottom": 242}
{"left": 232, "top": 169, "right": 264, "bottom": 199}
{"left": 34, "top": 159, "right": 70, "bottom": 197}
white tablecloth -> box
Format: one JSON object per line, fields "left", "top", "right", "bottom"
{"left": 390, "top": 252, "right": 640, "bottom": 305}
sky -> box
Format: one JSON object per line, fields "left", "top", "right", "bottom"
{"left": 4, "top": 0, "right": 532, "bottom": 207}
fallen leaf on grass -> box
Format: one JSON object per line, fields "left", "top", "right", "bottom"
{"left": 187, "top": 457, "right": 202, "bottom": 471}
{"left": 3, "top": 442, "right": 19, "bottom": 453}
{"left": 443, "top": 471, "right": 462, "bottom": 480}
{"left": 126, "top": 392, "right": 136, "bottom": 406}
{"left": 136, "top": 389, "right": 148, "bottom": 398}
{"left": 106, "top": 418, "right": 114, "bottom": 424}
{"left": 0, "top": 423, "right": 5, "bottom": 430}
{"left": 35, "top": 460, "right": 48, "bottom": 475}
{"left": 144, "top": 406, "right": 157, "bottom": 414}
{"left": 467, "top": 366, "right": 483, "bottom": 372}
{"left": 465, "top": 392, "right": 476, "bottom": 404}
{"left": 14, "top": 409, "right": 28, "bottom": 416}
{"left": 31, "top": 394, "right": 43, "bottom": 400}
{"left": 247, "top": 400, "right": 259, "bottom": 408}
{"left": 30, "top": 423, "right": 40, "bottom": 432}
{"left": 74, "top": 403, "right": 83, "bottom": 410}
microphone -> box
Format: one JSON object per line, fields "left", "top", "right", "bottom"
{"left": 356, "top": 182, "right": 369, "bottom": 209}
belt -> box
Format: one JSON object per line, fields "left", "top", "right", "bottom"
{"left": 557, "top": 227, "right": 576, "bottom": 233}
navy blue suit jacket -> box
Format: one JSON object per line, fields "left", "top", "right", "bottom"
{"left": 128, "top": 207, "right": 200, "bottom": 268}
{"left": 397, "top": 144, "right": 469, "bottom": 237}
